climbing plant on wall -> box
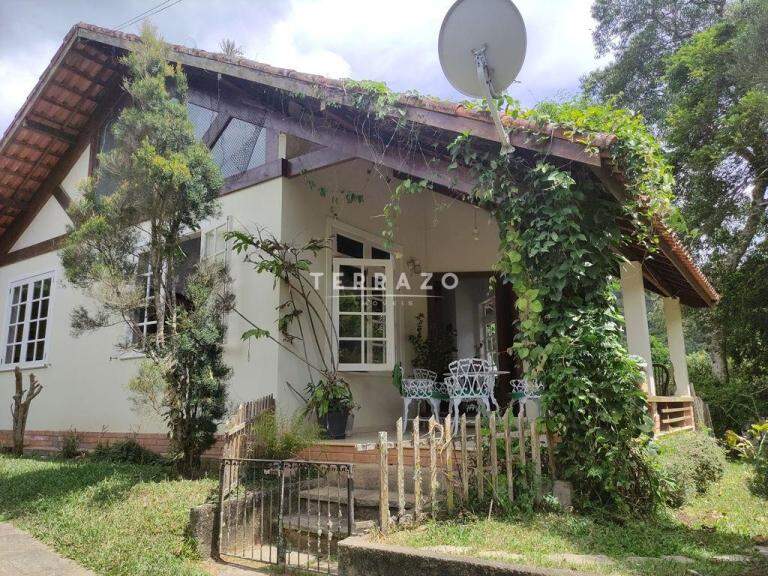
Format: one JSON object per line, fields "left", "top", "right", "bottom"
{"left": 273, "top": 78, "right": 675, "bottom": 515}
{"left": 442, "top": 99, "right": 674, "bottom": 516}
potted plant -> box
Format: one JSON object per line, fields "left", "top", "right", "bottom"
{"left": 306, "top": 378, "right": 356, "bottom": 439}
{"left": 227, "top": 230, "right": 359, "bottom": 438}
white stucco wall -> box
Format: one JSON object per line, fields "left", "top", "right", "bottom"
{"left": 277, "top": 159, "right": 500, "bottom": 431}
{"left": 0, "top": 148, "right": 502, "bottom": 435}
{"left": 0, "top": 165, "right": 285, "bottom": 433}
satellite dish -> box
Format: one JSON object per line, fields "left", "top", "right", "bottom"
{"left": 438, "top": 0, "right": 527, "bottom": 154}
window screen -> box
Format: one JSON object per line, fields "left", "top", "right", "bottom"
{"left": 187, "top": 102, "right": 217, "bottom": 141}
{"left": 94, "top": 117, "right": 119, "bottom": 198}
{"left": 211, "top": 118, "right": 267, "bottom": 178}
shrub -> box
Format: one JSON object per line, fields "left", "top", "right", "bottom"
{"left": 542, "top": 318, "right": 664, "bottom": 518}
{"left": 688, "top": 351, "right": 768, "bottom": 437}
{"left": 655, "top": 430, "right": 726, "bottom": 507}
{"left": 247, "top": 410, "right": 320, "bottom": 461}
{"left": 725, "top": 421, "right": 768, "bottom": 497}
{"left": 90, "top": 439, "right": 166, "bottom": 466}
{"left": 59, "top": 429, "right": 81, "bottom": 459}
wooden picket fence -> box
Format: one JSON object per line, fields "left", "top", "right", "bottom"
{"left": 221, "top": 394, "right": 276, "bottom": 459}
{"left": 375, "top": 409, "right": 554, "bottom": 530}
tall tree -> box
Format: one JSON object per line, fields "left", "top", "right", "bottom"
{"left": 665, "top": 0, "right": 768, "bottom": 383}
{"left": 61, "top": 23, "right": 228, "bottom": 477}
{"left": 583, "top": 0, "right": 727, "bottom": 125}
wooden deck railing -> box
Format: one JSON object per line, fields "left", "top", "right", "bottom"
{"left": 648, "top": 395, "right": 695, "bottom": 435}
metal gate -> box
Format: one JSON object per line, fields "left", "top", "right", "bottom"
{"left": 218, "top": 458, "right": 355, "bottom": 574}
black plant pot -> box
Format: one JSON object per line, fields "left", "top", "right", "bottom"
{"left": 319, "top": 408, "right": 350, "bottom": 439}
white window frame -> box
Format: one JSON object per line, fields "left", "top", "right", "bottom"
{"left": 328, "top": 219, "right": 397, "bottom": 372}
{"left": 131, "top": 252, "right": 157, "bottom": 347}
{"left": 200, "top": 216, "right": 233, "bottom": 265}
{"left": 1, "top": 270, "right": 55, "bottom": 370}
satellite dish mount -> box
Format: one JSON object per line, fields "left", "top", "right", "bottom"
{"left": 438, "top": 0, "right": 527, "bottom": 156}
{"left": 472, "top": 45, "right": 513, "bottom": 154}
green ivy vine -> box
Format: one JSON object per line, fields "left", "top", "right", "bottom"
{"left": 444, "top": 100, "right": 677, "bottom": 516}
{"left": 309, "top": 78, "right": 676, "bottom": 515}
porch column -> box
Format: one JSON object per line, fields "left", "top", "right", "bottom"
{"left": 662, "top": 297, "right": 691, "bottom": 396}
{"left": 620, "top": 261, "right": 656, "bottom": 395}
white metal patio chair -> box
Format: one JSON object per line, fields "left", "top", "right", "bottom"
{"left": 445, "top": 358, "right": 496, "bottom": 434}
{"left": 401, "top": 368, "right": 441, "bottom": 431}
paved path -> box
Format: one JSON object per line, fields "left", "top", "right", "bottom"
{"left": 0, "top": 522, "right": 95, "bottom": 576}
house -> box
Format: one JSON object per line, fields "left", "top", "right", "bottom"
{"left": 0, "top": 24, "right": 718, "bottom": 452}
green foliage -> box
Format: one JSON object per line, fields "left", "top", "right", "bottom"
{"left": 663, "top": 0, "right": 768, "bottom": 398}
{"left": 383, "top": 463, "right": 768, "bottom": 576}
{"left": 724, "top": 421, "right": 768, "bottom": 497}
{"left": 305, "top": 379, "right": 356, "bottom": 418}
{"left": 0, "top": 456, "right": 215, "bottom": 575}
{"left": 91, "top": 439, "right": 166, "bottom": 466}
{"left": 228, "top": 229, "right": 357, "bottom": 418}
{"left": 688, "top": 351, "right": 768, "bottom": 436}
{"left": 543, "top": 319, "right": 661, "bottom": 516}
{"left": 342, "top": 79, "right": 402, "bottom": 119}
{"left": 408, "top": 313, "right": 457, "bottom": 377}
{"left": 583, "top": 0, "right": 725, "bottom": 125}
{"left": 654, "top": 430, "right": 726, "bottom": 507}
{"left": 152, "top": 262, "right": 233, "bottom": 477}
{"left": 246, "top": 410, "right": 320, "bottom": 460}
{"left": 439, "top": 98, "right": 677, "bottom": 517}
{"left": 59, "top": 429, "right": 82, "bottom": 460}
{"left": 61, "top": 24, "right": 228, "bottom": 479}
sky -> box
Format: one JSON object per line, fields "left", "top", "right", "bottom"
{"left": 0, "top": 0, "right": 608, "bottom": 134}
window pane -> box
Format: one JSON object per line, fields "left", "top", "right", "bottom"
{"left": 34, "top": 340, "right": 45, "bottom": 361}
{"left": 338, "top": 290, "right": 361, "bottom": 312}
{"left": 365, "top": 291, "right": 385, "bottom": 314}
{"left": 25, "top": 342, "right": 34, "bottom": 362}
{"left": 338, "top": 265, "right": 363, "bottom": 289}
{"left": 12, "top": 286, "right": 20, "bottom": 305}
{"left": 37, "top": 319, "right": 46, "bottom": 339}
{"left": 41, "top": 279, "right": 51, "bottom": 297}
{"left": 95, "top": 117, "right": 120, "bottom": 198}
{"left": 339, "top": 315, "right": 361, "bottom": 338}
{"left": 371, "top": 247, "right": 390, "bottom": 260}
{"left": 33, "top": 280, "right": 41, "bottom": 299}
{"left": 338, "top": 340, "right": 362, "bottom": 364}
{"left": 336, "top": 234, "right": 364, "bottom": 258}
{"left": 187, "top": 102, "right": 217, "bottom": 140}
{"left": 5, "top": 346, "right": 13, "bottom": 364}
{"left": 366, "top": 341, "right": 387, "bottom": 364}
{"left": 211, "top": 118, "right": 265, "bottom": 178}
{"left": 365, "top": 315, "right": 386, "bottom": 338}
{"left": 247, "top": 128, "right": 267, "bottom": 169}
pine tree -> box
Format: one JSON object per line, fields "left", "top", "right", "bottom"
{"left": 61, "top": 23, "right": 228, "bottom": 477}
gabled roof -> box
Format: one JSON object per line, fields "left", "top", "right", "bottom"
{"left": 0, "top": 23, "right": 718, "bottom": 307}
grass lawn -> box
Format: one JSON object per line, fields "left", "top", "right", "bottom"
{"left": 381, "top": 462, "right": 768, "bottom": 576}
{"left": 0, "top": 454, "right": 217, "bottom": 576}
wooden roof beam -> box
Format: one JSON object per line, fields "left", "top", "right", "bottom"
{"left": 286, "top": 147, "right": 355, "bottom": 177}
{"left": 59, "top": 62, "right": 111, "bottom": 87}
{"left": 46, "top": 80, "right": 99, "bottom": 106}
{"left": 22, "top": 118, "right": 78, "bottom": 145}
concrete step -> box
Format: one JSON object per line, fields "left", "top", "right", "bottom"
{"left": 324, "top": 462, "right": 449, "bottom": 492}
{"left": 298, "top": 487, "right": 416, "bottom": 521}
